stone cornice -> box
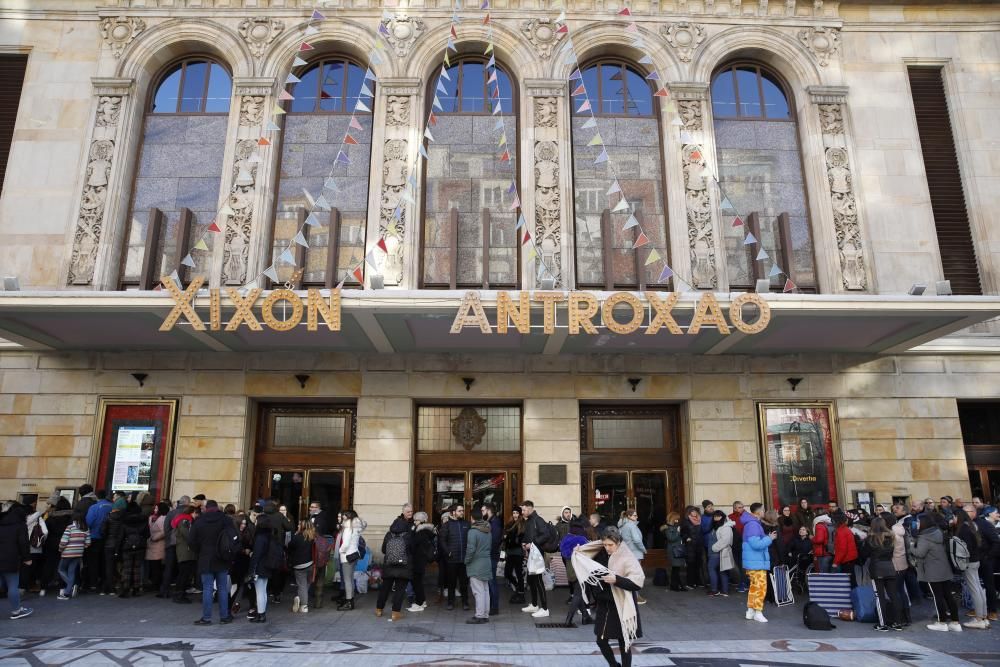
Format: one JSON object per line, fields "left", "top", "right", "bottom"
{"left": 379, "top": 77, "right": 421, "bottom": 96}
{"left": 233, "top": 76, "right": 275, "bottom": 97}
{"left": 525, "top": 78, "right": 566, "bottom": 98}
{"left": 91, "top": 77, "right": 134, "bottom": 96}
{"left": 807, "top": 85, "right": 850, "bottom": 104}
{"left": 667, "top": 82, "right": 709, "bottom": 100}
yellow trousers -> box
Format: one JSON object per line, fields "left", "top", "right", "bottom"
{"left": 747, "top": 570, "right": 767, "bottom": 611}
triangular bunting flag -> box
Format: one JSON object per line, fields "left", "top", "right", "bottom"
{"left": 623, "top": 215, "right": 638, "bottom": 229}
{"left": 495, "top": 118, "right": 504, "bottom": 130}
{"left": 556, "top": 10, "right": 566, "bottom": 22}
{"left": 671, "top": 117, "right": 684, "bottom": 126}
{"left": 360, "top": 83, "right": 373, "bottom": 97}
{"left": 370, "top": 50, "right": 384, "bottom": 66}
{"left": 378, "top": 23, "right": 391, "bottom": 37}
{"left": 257, "top": 137, "right": 271, "bottom": 146}
{"left": 335, "top": 151, "right": 351, "bottom": 166}
{"left": 437, "top": 78, "right": 448, "bottom": 94}
{"left": 564, "top": 51, "right": 578, "bottom": 65}
{"left": 498, "top": 134, "right": 507, "bottom": 146}
{"left": 732, "top": 216, "right": 744, "bottom": 228}
{"left": 756, "top": 248, "right": 769, "bottom": 261}
{"left": 324, "top": 177, "right": 338, "bottom": 191}
{"left": 510, "top": 196, "right": 520, "bottom": 210}
{"left": 441, "top": 65, "right": 451, "bottom": 81}
{"left": 482, "top": 12, "right": 491, "bottom": 24}
{"left": 783, "top": 279, "right": 796, "bottom": 292}
{"left": 207, "top": 220, "right": 222, "bottom": 233}
{"left": 419, "top": 144, "right": 430, "bottom": 159}
{"left": 631, "top": 37, "right": 646, "bottom": 49}
{"left": 577, "top": 99, "right": 592, "bottom": 113}
{"left": 433, "top": 95, "right": 443, "bottom": 111}
{"left": 569, "top": 68, "right": 583, "bottom": 81}
{"left": 304, "top": 25, "right": 320, "bottom": 37}
{"left": 451, "top": 24, "right": 458, "bottom": 39}
{"left": 279, "top": 247, "right": 295, "bottom": 264}
{"left": 314, "top": 195, "right": 331, "bottom": 210}
{"left": 492, "top": 102, "right": 502, "bottom": 116}
{"left": 582, "top": 117, "right": 597, "bottom": 129}
{"left": 429, "top": 112, "right": 438, "bottom": 126}
{"left": 424, "top": 127, "right": 435, "bottom": 142}
{"left": 364, "top": 67, "right": 376, "bottom": 81}
{"left": 286, "top": 73, "right": 301, "bottom": 84}
{"left": 299, "top": 42, "right": 314, "bottom": 51}
{"left": 266, "top": 121, "right": 281, "bottom": 132}
{"left": 444, "top": 51, "right": 450, "bottom": 67}
{"left": 293, "top": 231, "right": 309, "bottom": 248}
{"left": 572, "top": 84, "right": 586, "bottom": 96}
{"left": 625, "top": 22, "right": 639, "bottom": 33}
{"left": 304, "top": 213, "right": 320, "bottom": 227}
{"left": 409, "top": 174, "right": 418, "bottom": 189}
{"left": 639, "top": 55, "right": 654, "bottom": 65}
{"left": 393, "top": 206, "right": 403, "bottom": 219}
{"left": 365, "top": 249, "right": 377, "bottom": 268}
{"left": 507, "top": 181, "right": 517, "bottom": 194}
{"left": 484, "top": 43, "right": 493, "bottom": 55}
{"left": 690, "top": 149, "right": 702, "bottom": 161}
{"left": 500, "top": 150, "right": 511, "bottom": 162}
{"left": 352, "top": 266, "right": 364, "bottom": 284}
{"left": 769, "top": 264, "right": 783, "bottom": 278}
{"left": 618, "top": 7, "right": 632, "bottom": 16}
{"left": 219, "top": 203, "right": 235, "bottom": 217}
{"left": 263, "top": 265, "right": 280, "bottom": 283}
{"left": 401, "top": 189, "right": 415, "bottom": 204}
{"left": 349, "top": 117, "right": 363, "bottom": 131}
{"left": 320, "top": 90, "right": 333, "bottom": 100}
{"left": 612, "top": 198, "right": 629, "bottom": 212}
{"left": 743, "top": 232, "right": 758, "bottom": 245}
{"left": 607, "top": 180, "right": 621, "bottom": 195}
{"left": 587, "top": 133, "right": 603, "bottom": 146}
{"left": 180, "top": 253, "right": 196, "bottom": 268}
{"left": 645, "top": 248, "right": 661, "bottom": 265}
{"left": 528, "top": 246, "right": 537, "bottom": 261}
{"left": 488, "top": 71, "right": 497, "bottom": 84}
{"left": 344, "top": 134, "right": 359, "bottom": 145}
{"left": 658, "top": 265, "right": 674, "bottom": 282}
{"left": 633, "top": 232, "right": 649, "bottom": 248}
{"left": 355, "top": 99, "right": 370, "bottom": 112}
{"left": 646, "top": 71, "right": 660, "bottom": 81}
{"left": 522, "top": 230, "right": 531, "bottom": 245}
{"left": 311, "top": 9, "right": 326, "bottom": 20}
{"left": 653, "top": 88, "right": 669, "bottom": 98}
{"left": 377, "top": 237, "right": 388, "bottom": 253}
{"left": 194, "top": 239, "right": 209, "bottom": 251}
{"left": 515, "top": 214, "right": 526, "bottom": 230}
{"left": 293, "top": 56, "right": 307, "bottom": 67}
{"left": 487, "top": 55, "right": 496, "bottom": 68}
{"left": 557, "top": 24, "right": 568, "bottom": 34}
{"left": 720, "top": 195, "right": 734, "bottom": 210}
{"left": 272, "top": 104, "right": 286, "bottom": 115}
{"left": 594, "top": 149, "right": 608, "bottom": 164}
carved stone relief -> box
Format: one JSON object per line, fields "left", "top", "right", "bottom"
{"left": 238, "top": 18, "right": 284, "bottom": 59}
{"left": 221, "top": 96, "right": 264, "bottom": 285}
{"left": 818, "top": 103, "right": 843, "bottom": 134}
{"left": 799, "top": 27, "right": 841, "bottom": 67}
{"left": 69, "top": 91, "right": 127, "bottom": 285}
{"left": 386, "top": 97, "right": 410, "bottom": 127}
{"left": 100, "top": 17, "right": 145, "bottom": 58}
{"left": 824, "top": 142, "right": 866, "bottom": 290}
{"left": 660, "top": 22, "right": 706, "bottom": 64}
{"left": 521, "top": 19, "right": 566, "bottom": 60}
{"left": 678, "top": 99, "right": 716, "bottom": 289}
{"left": 381, "top": 17, "right": 425, "bottom": 58}
{"left": 379, "top": 138, "right": 408, "bottom": 284}
{"left": 532, "top": 96, "right": 561, "bottom": 286}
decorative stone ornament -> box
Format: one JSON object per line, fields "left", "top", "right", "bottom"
{"left": 451, "top": 407, "right": 487, "bottom": 451}
{"left": 660, "top": 22, "right": 706, "bottom": 63}
{"left": 521, "top": 19, "right": 566, "bottom": 60}
{"left": 798, "top": 27, "right": 840, "bottom": 67}
{"left": 675, "top": 94, "right": 717, "bottom": 290}
{"left": 381, "top": 16, "right": 425, "bottom": 58}
{"left": 238, "top": 18, "right": 284, "bottom": 60}
{"left": 100, "top": 17, "right": 145, "bottom": 59}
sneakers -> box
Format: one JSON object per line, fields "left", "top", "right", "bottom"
{"left": 874, "top": 624, "right": 890, "bottom": 632}
{"left": 963, "top": 619, "right": 990, "bottom": 630}
{"left": 752, "top": 612, "right": 768, "bottom": 623}
{"left": 10, "top": 607, "right": 33, "bottom": 620}
{"left": 926, "top": 622, "right": 949, "bottom": 632}
{"left": 407, "top": 603, "right": 424, "bottom": 613}
{"left": 300, "top": 606, "right": 309, "bottom": 614}
{"left": 531, "top": 608, "right": 550, "bottom": 618}
{"left": 636, "top": 595, "right": 647, "bottom": 605}
{"left": 521, "top": 604, "right": 539, "bottom": 613}
{"left": 948, "top": 622, "right": 963, "bottom": 632}
{"left": 718, "top": 592, "right": 729, "bottom": 597}
{"left": 292, "top": 595, "right": 300, "bottom": 613}
{"left": 38, "top": 589, "right": 46, "bottom": 597}
{"left": 745, "top": 608, "right": 755, "bottom": 620}
{"left": 57, "top": 592, "right": 70, "bottom": 601}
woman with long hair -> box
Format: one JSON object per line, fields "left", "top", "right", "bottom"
{"left": 709, "top": 510, "right": 736, "bottom": 597}
{"left": 955, "top": 505, "right": 990, "bottom": 629}
{"left": 617, "top": 509, "right": 647, "bottom": 604}
{"left": 337, "top": 509, "right": 366, "bottom": 611}
{"left": 861, "top": 517, "right": 902, "bottom": 631}
{"left": 288, "top": 519, "right": 316, "bottom": 613}
{"left": 663, "top": 512, "right": 685, "bottom": 591}
{"left": 572, "top": 527, "right": 644, "bottom": 667}
{"left": 503, "top": 508, "right": 526, "bottom": 603}
{"left": 910, "top": 514, "right": 960, "bottom": 631}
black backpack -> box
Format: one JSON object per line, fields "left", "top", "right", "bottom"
{"left": 217, "top": 523, "right": 240, "bottom": 563}
{"left": 384, "top": 531, "right": 409, "bottom": 567}
{"left": 803, "top": 601, "right": 835, "bottom": 630}
{"left": 357, "top": 535, "right": 367, "bottom": 559}
{"left": 122, "top": 528, "right": 144, "bottom": 552}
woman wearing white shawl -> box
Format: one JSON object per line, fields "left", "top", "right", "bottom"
{"left": 571, "top": 528, "right": 645, "bottom": 667}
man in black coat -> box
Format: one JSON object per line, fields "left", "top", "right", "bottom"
{"left": 308, "top": 501, "right": 333, "bottom": 537}
{"left": 443, "top": 504, "right": 470, "bottom": 611}
{"left": 0, "top": 502, "right": 32, "bottom": 619}
{"left": 188, "top": 500, "right": 236, "bottom": 625}
{"left": 482, "top": 503, "right": 503, "bottom": 615}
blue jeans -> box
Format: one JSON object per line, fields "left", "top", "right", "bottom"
{"left": 58, "top": 558, "right": 81, "bottom": 596}
{"left": 488, "top": 557, "right": 499, "bottom": 612}
{"left": 254, "top": 576, "right": 269, "bottom": 613}
{"left": 201, "top": 571, "right": 230, "bottom": 621}
{"left": 708, "top": 553, "right": 729, "bottom": 594}
{"left": 1, "top": 571, "right": 20, "bottom": 611}
{"left": 815, "top": 555, "right": 832, "bottom": 573}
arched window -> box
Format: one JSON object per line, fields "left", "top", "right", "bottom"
{"left": 421, "top": 58, "right": 519, "bottom": 288}
{"left": 121, "top": 57, "right": 232, "bottom": 289}
{"left": 270, "top": 57, "right": 373, "bottom": 287}
{"left": 571, "top": 60, "right": 669, "bottom": 289}
{"left": 711, "top": 63, "right": 816, "bottom": 291}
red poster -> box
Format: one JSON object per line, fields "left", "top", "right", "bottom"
{"left": 95, "top": 401, "right": 177, "bottom": 502}
{"left": 760, "top": 404, "right": 839, "bottom": 510}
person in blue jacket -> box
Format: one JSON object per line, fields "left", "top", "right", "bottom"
{"left": 741, "top": 503, "right": 775, "bottom": 624}
{"left": 83, "top": 490, "right": 113, "bottom": 592}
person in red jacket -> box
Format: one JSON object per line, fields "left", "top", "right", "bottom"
{"left": 811, "top": 511, "right": 833, "bottom": 573}
{"left": 831, "top": 512, "right": 858, "bottom": 582}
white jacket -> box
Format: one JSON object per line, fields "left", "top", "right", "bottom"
{"left": 618, "top": 518, "right": 647, "bottom": 560}
{"left": 339, "top": 517, "right": 366, "bottom": 564}
{"left": 711, "top": 520, "right": 736, "bottom": 572}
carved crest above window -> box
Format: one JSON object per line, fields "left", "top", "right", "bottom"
{"left": 100, "top": 16, "right": 145, "bottom": 59}
{"left": 451, "top": 407, "right": 488, "bottom": 451}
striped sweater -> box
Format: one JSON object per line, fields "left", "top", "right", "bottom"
{"left": 60, "top": 523, "right": 91, "bottom": 558}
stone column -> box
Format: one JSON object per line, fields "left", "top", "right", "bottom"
{"left": 68, "top": 78, "right": 135, "bottom": 289}
{"left": 523, "top": 399, "right": 580, "bottom": 522}
{"left": 217, "top": 77, "right": 276, "bottom": 288}
{"left": 368, "top": 78, "right": 420, "bottom": 288}
{"left": 808, "top": 85, "right": 872, "bottom": 292}
{"left": 670, "top": 83, "right": 724, "bottom": 290}
{"left": 354, "top": 389, "right": 413, "bottom": 537}
{"left": 524, "top": 79, "right": 571, "bottom": 288}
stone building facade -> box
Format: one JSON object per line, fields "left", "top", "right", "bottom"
{"left": 1, "top": 0, "right": 999, "bottom": 548}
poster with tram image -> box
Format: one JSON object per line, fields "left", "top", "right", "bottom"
{"left": 760, "top": 404, "right": 839, "bottom": 510}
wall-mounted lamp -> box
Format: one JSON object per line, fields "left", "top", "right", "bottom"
{"left": 786, "top": 377, "right": 803, "bottom": 391}
{"left": 369, "top": 273, "right": 385, "bottom": 290}
{"left": 2, "top": 276, "right": 19, "bottom": 291}
{"left": 908, "top": 283, "right": 927, "bottom": 296}
{"left": 627, "top": 378, "right": 642, "bottom": 392}
{"left": 131, "top": 373, "right": 148, "bottom": 388}
{"left": 540, "top": 277, "right": 556, "bottom": 290}
{"left": 755, "top": 279, "right": 771, "bottom": 293}
{"left": 935, "top": 280, "right": 952, "bottom": 296}
{"left": 462, "top": 377, "right": 475, "bottom": 391}
{"left": 295, "top": 374, "right": 311, "bottom": 389}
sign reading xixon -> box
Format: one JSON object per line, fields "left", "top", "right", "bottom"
{"left": 159, "top": 277, "right": 770, "bottom": 336}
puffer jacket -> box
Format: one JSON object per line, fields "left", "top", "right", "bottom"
{"left": 860, "top": 537, "right": 896, "bottom": 579}
{"left": 890, "top": 521, "right": 908, "bottom": 572}
{"left": 146, "top": 515, "right": 166, "bottom": 561}
{"left": 910, "top": 525, "right": 952, "bottom": 583}
{"left": 443, "top": 518, "right": 470, "bottom": 564}
{"left": 0, "top": 504, "right": 29, "bottom": 571}
{"left": 464, "top": 520, "right": 492, "bottom": 581}
{"left": 741, "top": 512, "right": 773, "bottom": 571}
{"left": 173, "top": 513, "right": 196, "bottom": 563}
{"left": 381, "top": 516, "right": 414, "bottom": 580}
{"left": 339, "top": 517, "right": 366, "bottom": 564}
{"left": 617, "top": 518, "right": 646, "bottom": 561}
{"left": 412, "top": 523, "right": 437, "bottom": 571}
{"left": 711, "top": 519, "right": 736, "bottom": 572}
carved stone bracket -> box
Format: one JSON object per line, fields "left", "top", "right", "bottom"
{"left": 380, "top": 16, "right": 425, "bottom": 58}
{"left": 521, "top": 18, "right": 566, "bottom": 60}
{"left": 68, "top": 78, "right": 133, "bottom": 286}
{"left": 660, "top": 22, "right": 706, "bottom": 64}
{"left": 799, "top": 26, "right": 841, "bottom": 67}
{"left": 100, "top": 16, "right": 145, "bottom": 59}
{"left": 238, "top": 18, "right": 284, "bottom": 59}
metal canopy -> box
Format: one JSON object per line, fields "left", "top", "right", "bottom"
{"left": 0, "top": 290, "right": 997, "bottom": 356}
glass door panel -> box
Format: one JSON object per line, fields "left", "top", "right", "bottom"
{"left": 989, "top": 470, "right": 1000, "bottom": 504}
{"left": 308, "top": 470, "right": 344, "bottom": 531}
{"left": 432, "top": 473, "right": 466, "bottom": 524}
{"left": 593, "top": 471, "right": 628, "bottom": 527}
{"left": 268, "top": 469, "right": 305, "bottom": 525}
{"left": 471, "top": 472, "right": 505, "bottom": 520}
{"left": 632, "top": 472, "right": 667, "bottom": 549}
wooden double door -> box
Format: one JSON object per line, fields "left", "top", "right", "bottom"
{"left": 251, "top": 467, "right": 353, "bottom": 527}
{"left": 584, "top": 469, "right": 682, "bottom": 554}
{"left": 417, "top": 469, "right": 519, "bottom": 525}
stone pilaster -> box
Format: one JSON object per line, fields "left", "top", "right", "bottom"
{"left": 525, "top": 79, "right": 570, "bottom": 288}
{"left": 369, "top": 78, "right": 419, "bottom": 288}
{"left": 212, "top": 78, "right": 274, "bottom": 288}
{"left": 808, "top": 85, "right": 871, "bottom": 292}
{"left": 670, "top": 83, "right": 722, "bottom": 290}
{"left": 68, "top": 78, "right": 134, "bottom": 288}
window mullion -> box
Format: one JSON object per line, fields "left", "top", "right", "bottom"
{"left": 200, "top": 60, "right": 211, "bottom": 113}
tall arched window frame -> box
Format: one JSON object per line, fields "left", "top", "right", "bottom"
{"left": 711, "top": 62, "right": 817, "bottom": 291}
{"left": 420, "top": 57, "right": 520, "bottom": 289}
{"left": 269, "top": 56, "right": 373, "bottom": 288}
{"left": 570, "top": 59, "right": 670, "bottom": 290}
{"left": 120, "top": 57, "right": 232, "bottom": 290}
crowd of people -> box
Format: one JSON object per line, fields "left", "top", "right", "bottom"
{"left": 1, "top": 485, "right": 997, "bottom": 666}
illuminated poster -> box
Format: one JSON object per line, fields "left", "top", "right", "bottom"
{"left": 759, "top": 403, "right": 839, "bottom": 510}
{"left": 95, "top": 400, "right": 177, "bottom": 501}
{"left": 111, "top": 426, "right": 156, "bottom": 492}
